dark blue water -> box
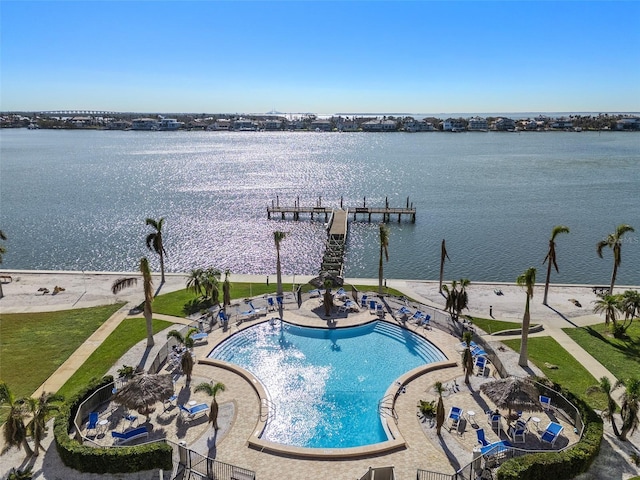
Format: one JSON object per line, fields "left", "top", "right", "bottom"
{"left": 0, "top": 129, "right": 638, "bottom": 284}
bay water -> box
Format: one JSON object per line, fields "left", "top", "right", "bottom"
{"left": 0, "top": 129, "right": 638, "bottom": 285}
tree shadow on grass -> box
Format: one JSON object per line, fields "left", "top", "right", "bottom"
{"left": 582, "top": 326, "right": 640, "bottom": 367}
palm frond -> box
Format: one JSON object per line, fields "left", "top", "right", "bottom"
{"left": 111, "top": 277, "right": 138, "bottom": 294}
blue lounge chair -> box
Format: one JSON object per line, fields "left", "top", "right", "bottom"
{"left": 218, "top": 310, "right": 230, "bottom": 327}
{"left": 539, "top": 395, "right": 552, "bottom": 411}
{"left": 480, "top": 440, "right": 512, "bottom": 456}
{"left": 448, "top": 406, "right": 464, "bottom": 431}
{"left": 111, "top": 426, "right": 149, "bottom": 445}
{"left": 267, "top": 297, "right": 276, "bottom": 311}
{"left": 335, "top": 288, "right": 347, "bottom": 300}
{"left": 86, "top": 412, "right": 99, "bottom": 435}
{"left": 179, "top": 403, "right": 209, "bottom": 421}
{"left": 123, "top": 412, "right": 138, "bottom": 428}
{"left": 276, "top": 296, "right": 284, "bottom": 309}
{"left": 395, "top": 306, "right": 412, "bottom": 318}
{"left": 476, "top": 428, "right": 490, "bottom": 446}
{"left": 191, "top": 332, "right": 208, "bottom": 342}
{"left": 163, "top": 394, "right": 177, "bottom": 412}
{"left": 541, "top": 421, "right": 563, "bottom": 446}
{"left": 475, "top": 355, "right": 487, "bottom": 376}
{"left": 409, "top": 310, "right": 425, "bottom": 323}
{"left": 360, "top": 295, "right": 368, "bottom": 307}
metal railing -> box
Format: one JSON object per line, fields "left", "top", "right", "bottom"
{"left": 416, "top": 469, "right": 455, "bottom": 480}
{"left": 168, "top": 440, "right": 256, "bottom": 480}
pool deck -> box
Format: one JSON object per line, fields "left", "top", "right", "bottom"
{"left": 144, "top": 292, "right": 580, "bottom": 480}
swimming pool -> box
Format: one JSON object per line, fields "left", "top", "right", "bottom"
{"left": 209, "top": 320, "right": 447, "bottom": 449}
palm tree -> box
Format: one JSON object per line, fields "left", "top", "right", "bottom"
{"left": 274, "top": 231, "right": 287, "bottom": 302}
{"left": 455, "top": 278, "right": 470, "bottom": 320}
{"left": 438, "top": 239, "right": 450, "bottom": 294}
{"left": 434, "top": 381, "right": 445, "bottom": 436}
{"left": 461, "top": 331, "right": 475, "bottom": 384}
{"left": 593, "top": 294, "right": 620, "bottom": 327}
{"left": 112, "top": 257, "right": 155, "bottom": 347}
{"left": 186, "top": 268, "right": 221, "bottom": 307}
{"left": 0, "top": 229, "right": 6, "bottom": 299}
{"left": 222, "top": 269, "right": 232, "bottom": 308}
{"left": 166, "top": 327, "right": 199, "bottom": 350}
{"left": 620, "top": 290, "right": 640, "bottom": 325}
{"left": 542, "top": 225, "right": 570, "bottom": 305}
{"left": 378, "top": 223, "right": 390, "bottom": 295}
{"left": 587, "top": 376, "right": 620, "bottom": 437}
{"left": 597, "top": 224, "right": 635, "bottom": 295}
{"left": 181, "top": 351, "right": 195, "bottom": 384}
{"left": 26, "top": 391, "right": 63, "bottom": 456}
{"left": 0, "top": 382, "right": 33, "bottom": 457}
{"left": 194, "top": 381, "right": 226, "bottom": 429}
{"left": 616, "top": 377, "right": 640, "bottom": 441}
{"left": 516, "top": 267, "right": 536, "bottom": 367}
{"left": 442, "top": 281, "right": 457, "bottom": 319}
{"left": 145, "top": 217, "right": 167, "bottom": 284}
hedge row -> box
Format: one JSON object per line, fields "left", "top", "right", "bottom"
{"left": 54, "top": 376, "right": 173, "bottom": 474}
{"left": 496, "top": 387, "right": 603, "bottom": 480}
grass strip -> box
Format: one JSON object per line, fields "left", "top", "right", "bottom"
{"left": 56, "top": 317, "right": 173, "bottom": 399}
{"left": 563, "top": 321, "right": 640, "bottom": 382}
{"left": 469, "top": 317, "right": 523, "bottom": 334}
{"left": 502, "top": 336, "right": 607, "bottom": 410}
{"left": 0, "top": 303, "right": 124, "bottom": 398}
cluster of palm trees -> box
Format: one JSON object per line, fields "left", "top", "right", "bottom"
{"left": 0, "top": 382, "right": 62, "bottom": 459}
{"left": 593, "top": 290, "right": 640, "bottom": 338}
{"left": 186, "top": 268, "right": 223, "bottom": 307}
{"left": 589, "top": 376, "right": 640, "bottom": 442}
{"left": 442, "top": 279, "right": 471, "bottom": 322}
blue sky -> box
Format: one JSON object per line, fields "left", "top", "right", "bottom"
{"left": 1, "top": 1, "right": 639, "bottom": 114}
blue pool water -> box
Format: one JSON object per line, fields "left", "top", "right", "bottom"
{"left": 208, "top": 320, "right": 447, "bottom": 449}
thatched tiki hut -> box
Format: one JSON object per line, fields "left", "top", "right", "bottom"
{"left": 480, "top": 376, "right": 541, "bottom": 419}
{"left": 114, "top": 373, "right": 174, "bottom": 421}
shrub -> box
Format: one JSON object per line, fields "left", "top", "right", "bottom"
{"left": 496, "top": 387, "right": 603, "bottom": 480}
{"left": 54, "top": 376, "right": 172, "bottom": 474}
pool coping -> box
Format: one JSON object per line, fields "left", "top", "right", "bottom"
{"left": 198, "top": 317, "right": 458, "bottom": 460}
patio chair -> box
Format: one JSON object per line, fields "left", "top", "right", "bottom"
{"left": 335, "top": 288, "right": 347, "bottom": 300}
{"left": 508, "top": 424, "right": 526, "bottom": 443}
{"left": 369, "top": 300, "right": 378, "bottom": 314}
{"left": 86, "top": 412, "right": 99, "bottom": 435}
{"left": 179, "top": 403, "right": 209, "bottom": 421}
{"left": 488, "top": 411, "right": 502, "bottom": 433}
{"left": 409, "top": 310, "right": 425, "bottom": 323}
{"left": 267, "top": 297, "right": 276, "bottom": 311}
{"left": 111, "top": 426, "right": 149, "bottom": 445}
{"left": 123, "top": 412, "right": 138, "bottom": 428}
{"left": 480, "top": 440, "right": 512, "bottom": 457}
{"left": 448, "top": 406, "right": 464, "bottom": 431}
{"left": 541, "top": 421, "right": 564, "bottom": 446}
{"left": 163, "top": 394, "right": 177, "bottom": 412}
{"left": 276, "top": 296, "right": 284, "bottom": 309}
{"left": 395, "top": 305, "right": 412, "bottom": 319}
{"left": 360, "top": 295, "right": 368, "bottom": 307}
{"left": 476, "top": 428, "right": 490, "bottom": 446}
{"left": 539, "top": 395, "right": 552, "bottom": 411}
{"left": 218, "top": 310, "right": 230, "bottom": 327}
{"left": 418, "top": 314, "right": 431, "bottom": 328}
{"left": 475, "top": 355, "right": 488, "bottom": 376}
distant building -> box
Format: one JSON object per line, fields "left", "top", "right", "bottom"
{"left": 550, "top": 119, "right": 573, "bottom": 129}
{"left": 362, "top": 119, "right": 397, "bottom": 132}
{"left": 262, "top": 119, "right": 283, "bottom": 130}
{"left": 208, "top": 119, "right": 231, "bottom": 131}
{"left": 158, "top": 118, "right": 184, "bottom": 130}
{"left": 616, "top": 118, "right": 640, "bottom": 130}
{"left": 467, "top": 117, "right": 488, "bottom": 131}
{"left": 493, "top": 117, "right": 516, "bottom": 131}
{"left": 336, "top": 120, "right": 359, "bottom": 132}
{"left": 311, "top": 119, "right": 332, "bottom": 131}
{"left": 132, "top": 118, "right": 159, "bottom": 130}
{"left": 404, "top": 120, "right": 435, "bottom": 132}
{"left": 233, "top": 118, "right": 257, "bottom": 131}
{"left": 442, "top": 119, "right": 466, "bottom": 132}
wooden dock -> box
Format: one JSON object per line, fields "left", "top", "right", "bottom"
{"left": 267, "top": 196, "right": 416, "bottom": 223}
{"left": 267, "top": 196, "right": 416, "bottom": 277}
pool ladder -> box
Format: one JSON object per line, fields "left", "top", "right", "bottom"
{"left": 260, "top": 398, "right": 276, "bottom": 425}
{"left": 378, "top": 394, "right": 398, "bottom": 424}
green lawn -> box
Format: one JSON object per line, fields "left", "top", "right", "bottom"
{"left": 503, "top": 336, "right": 607, "bottom": 410}
{"left": 469, "top": 317, "right": 524, "bottom": 334}
{"left": 563, "top": 321, "right": 640, "bottom": 382}
{"left": 56, "top": 317, "right": 173, "bottom": 399}
{"left": 0, "top": 304, "right": 124, "bottom": 398}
